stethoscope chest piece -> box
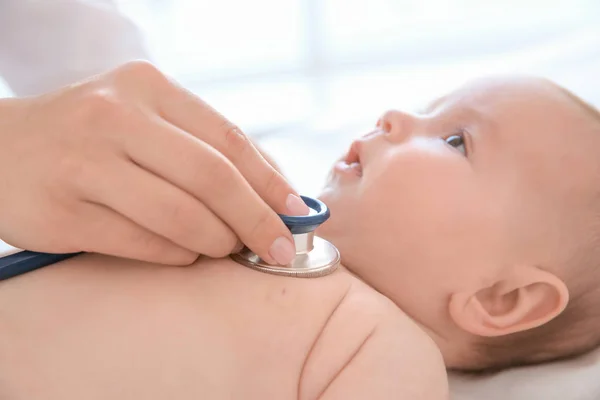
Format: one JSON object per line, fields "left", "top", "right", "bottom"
{"left": 230, "top": 196, "right": 340, "bottom": 278}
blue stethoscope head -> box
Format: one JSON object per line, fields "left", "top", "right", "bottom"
{"left": 278, "top": 196, "right": 330, "bottom": 234}
{"left": 231, "top": 195, "right": 339, "bottom": 278}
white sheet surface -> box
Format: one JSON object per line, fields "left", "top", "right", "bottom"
{"left": 450, "top": 346, "right": 600, "bottom": 400}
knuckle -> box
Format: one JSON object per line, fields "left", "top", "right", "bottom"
{"left": 86, "top": 88, "right": 122, "bottom": 113}
{"left": 78, "top": 88, "right": 125, "bottom": 125}
{"left": 247, "top": 207, "right": 276, "bottom": 244}
{"left": 116, "top": 60, "right": 161, "bottom": 79}
{"left": 171, "top": 251, "right": 199, "bottom": 266}
{"left": 221, "top": 122, "right": 250, "bottom": 160}
{"left": 204, "top": 246, "right": 229, "bottom": 259}
{"left": 114, "top": 60, "right": 168, "bottom": 88}
{"left": 202, "top": 229, "right": 237, "bottom": 258}
{"left": 78, "top": 86, "right": 146, "bottom": 144}
{"left": 221, "top": 231, "right": 240, "bottom": 254}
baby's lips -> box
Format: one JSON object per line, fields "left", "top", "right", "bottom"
{"left": 349, "top": 162, "right": 363, "bottom": 177}
{"left": 352, "top": 128, "right": 387, "bottom": 167}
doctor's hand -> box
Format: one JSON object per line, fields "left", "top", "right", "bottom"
{"left": 0, "top": 61, "right": 308, "bottom": 266}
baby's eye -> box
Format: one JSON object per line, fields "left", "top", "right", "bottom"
{"left": 445, "top": 134, "right": 467, "bottom": 156}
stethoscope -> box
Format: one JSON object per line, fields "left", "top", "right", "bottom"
{"left": 0, "top": 196, "right": 340, "bottom": 281}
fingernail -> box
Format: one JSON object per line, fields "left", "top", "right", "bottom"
{"left": 269, "top": 236, "right": 296, "bottom": 265}
{"left": 286, "top": 194, "right": 310, "bottom": 216}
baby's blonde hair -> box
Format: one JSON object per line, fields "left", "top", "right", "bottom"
{"left": 466, "top": 86, "right": 600, "bottom": 372}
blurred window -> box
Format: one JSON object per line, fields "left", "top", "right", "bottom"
{"left": 118, "top": 0, "right": 599, "bottom": 133}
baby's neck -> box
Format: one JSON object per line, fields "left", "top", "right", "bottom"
{"left": 411, "top": 315, "right": 468, "bottom": 369}
{"left": 339, "top": 262, "right": 469, "bottom": 369}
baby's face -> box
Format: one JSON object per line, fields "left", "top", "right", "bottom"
{"left": 318, "top": 76, "right": 598, "bottom": 332}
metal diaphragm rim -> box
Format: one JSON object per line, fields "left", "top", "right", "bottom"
{"left": 230, "top": 236, "right": 340, "bottom": 278}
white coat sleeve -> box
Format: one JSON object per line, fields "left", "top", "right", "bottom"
{"left": 0, "top": 0, "right": 151, "bottom": 96}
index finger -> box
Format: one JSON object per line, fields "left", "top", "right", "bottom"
{"left": 124, "top": 120, "right": 302, "bottom": 265}
{"left": 156, "top": 83, "right": 300, "bottom": 216}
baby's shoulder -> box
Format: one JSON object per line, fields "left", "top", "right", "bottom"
{"left": 324, "top": 268, "right": 434, "bottom": 341}
{"left": 298, "top": 270, "right": 449, "bottom": 399}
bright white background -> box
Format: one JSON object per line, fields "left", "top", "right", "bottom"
{"left": 116, "top": 0, "right": 600, "bottom": 133}
{"left": 113, "top": 0, "right": 600, "bottom": 195}
{"left": 0, "top": 1, "right": 598, "bottom": 195}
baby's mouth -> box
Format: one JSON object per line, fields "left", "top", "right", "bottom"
{"left": 335, "top": 141, "right": 363, "bottom": 177}
{"left": 341, "top": 160, "right": 362, "bottom": 177}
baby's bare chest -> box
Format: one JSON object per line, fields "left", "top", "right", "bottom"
{"left": 0, "top": 255, "right": 361, "bottom": 400}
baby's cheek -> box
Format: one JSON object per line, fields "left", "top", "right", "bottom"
{"left": 360, "top": 155, "right": 476, "bottom": 248}
{"left": 361, "top": 155, "right": 456, "bottom": 217}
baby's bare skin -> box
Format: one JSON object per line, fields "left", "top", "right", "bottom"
{"left": 0, "top": 254, "right": 447, "bottom": 399}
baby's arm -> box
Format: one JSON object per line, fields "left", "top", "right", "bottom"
{"left": 299, "top": 282, "right": 448, "bottom": 400}
{"left": 319, "top": 319, "right": 448, "bottom": 399}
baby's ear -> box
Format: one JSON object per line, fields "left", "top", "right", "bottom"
{"left": 448, "top": 265, "right": 569, "bottom": 337}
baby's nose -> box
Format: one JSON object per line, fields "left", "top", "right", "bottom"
{"left": 378, "top": 110, "right": 416, "bottom": 141}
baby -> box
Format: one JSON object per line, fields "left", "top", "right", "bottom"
{"left": 318, "top": 75, "right": 600, "bottom": 371}
{"left": 1, "top": 75, "right": 599, "bottom": 399}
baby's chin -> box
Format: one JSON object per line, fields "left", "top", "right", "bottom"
{"left": 315, "top": 200, "right": 345, "bottom": 248}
